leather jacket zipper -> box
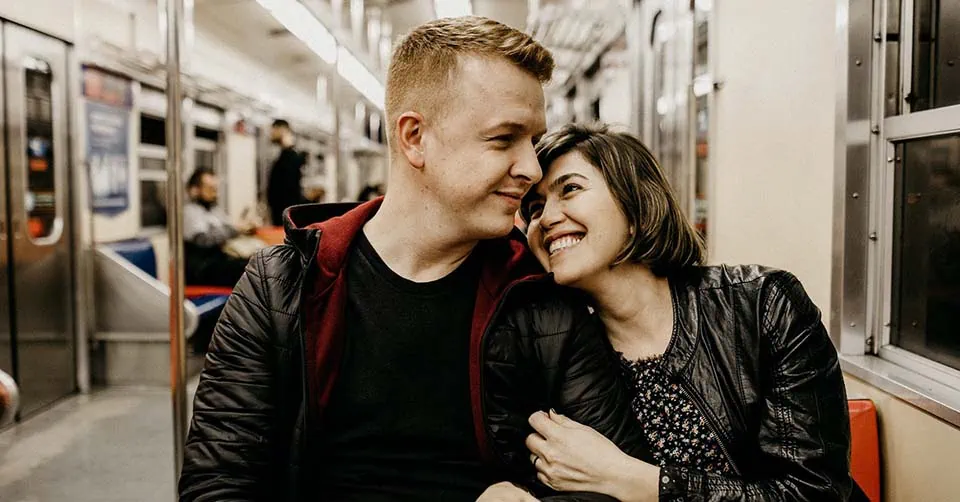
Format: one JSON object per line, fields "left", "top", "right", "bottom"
{"left": 676, "top": 379, "right": 742, "bottom": 476}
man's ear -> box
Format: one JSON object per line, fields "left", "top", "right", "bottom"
{"left": 395, "top": 111, "right": 426, "bottom": 169}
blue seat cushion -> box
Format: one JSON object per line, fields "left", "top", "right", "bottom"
{"left": 106, "top": 239, "right": 158, "bottom": 279}
{"left": 190, "top": 295, "right": 229, "bottom": 318}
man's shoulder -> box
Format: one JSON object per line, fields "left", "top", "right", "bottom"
{"left": 251, "top": 244, "right": 307, "bottom": 282}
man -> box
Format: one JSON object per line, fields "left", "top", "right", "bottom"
{"left": 183, "top": 167, "right": 252, "bottom": 288}
{"left": 180, "top": 17, "right": 642, "bottom": 502}
{"left": 266, "top": 119, "right": 306, "bottom": 225}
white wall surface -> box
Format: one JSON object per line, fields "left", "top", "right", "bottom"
{"left": 224, "top": 131, "right": 258, "bottom": 222}
{"left": 0, "top": 0, "right": 77, "bottom": 42}
{"left": 709, "top": 0, "right": 837, "bottom": 312}
{"left": 599, "top": 66, "right": 632, "bottom": 128}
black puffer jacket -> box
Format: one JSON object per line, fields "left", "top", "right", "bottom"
{"left": 178, "top": 202, "right": 644, "bottom": 502}
{"left": 651, "top": 265, "right": 854, "bottom": 501}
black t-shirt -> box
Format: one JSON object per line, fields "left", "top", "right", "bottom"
{"left": 314, "top": 231, "right": 494, "bottom": 501}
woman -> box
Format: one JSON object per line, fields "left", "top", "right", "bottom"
{"left": 517, "top": 124, "right": 854, "bottom": 501}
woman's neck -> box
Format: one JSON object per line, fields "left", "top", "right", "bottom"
{"left": 584, "top": 263, "right": 674, "bottom": 360}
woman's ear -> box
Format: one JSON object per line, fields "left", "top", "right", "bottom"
{"left": 396, "top": 112, "right": 426, "bottom": 169}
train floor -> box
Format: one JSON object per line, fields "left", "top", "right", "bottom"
{"left": 0, "top": 377, "right": 200, "bottom": 502}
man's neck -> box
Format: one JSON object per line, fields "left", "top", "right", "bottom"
{"left": 362, "top": 195, "right": 478, "bottom": 283}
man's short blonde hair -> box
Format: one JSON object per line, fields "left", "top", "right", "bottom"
{"left": 385, "top": 16, "right": 554, "bottom": 148}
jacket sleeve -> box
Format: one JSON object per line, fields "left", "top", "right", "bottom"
{"left": 553, "top": 309, "right": 650, "bottom": 462}
{"left": 178, "top": 253, "right": 278, "bottom": 502}
{"left": 483, "top": 288, "right": 650, "bottom": 495}
{"left": 659, "top": 271, "right": 853, "bottom": 502}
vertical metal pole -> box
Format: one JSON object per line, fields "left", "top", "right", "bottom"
{"left": 332, "top": 51, "right": 343, "bottom": 202}
{"left": 164, "top": 0, "right": 188, "bottom": 482}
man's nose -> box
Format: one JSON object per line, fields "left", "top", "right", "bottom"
{"left": 512, "top": 143, "right": 543, "bottom": 184}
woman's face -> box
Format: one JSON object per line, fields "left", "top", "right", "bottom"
{"left": 524, "top": 151, "right": 632, "bottom": 287}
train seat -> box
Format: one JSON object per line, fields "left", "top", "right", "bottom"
{"left": 104, "top": 238, "right": 231, "bottom": 321}
{"left": 849, "top": 398, "right": 881, "bottom": 501}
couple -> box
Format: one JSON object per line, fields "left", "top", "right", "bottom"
{"left": 179, "top": 16, "right": 854, "bottom": 502}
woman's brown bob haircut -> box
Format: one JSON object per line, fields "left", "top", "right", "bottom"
{"left": 523, "top": 123, "right": 705, "bottom": 277}
{"left": 385, "top": 16, "right": 554, "bottom": 148}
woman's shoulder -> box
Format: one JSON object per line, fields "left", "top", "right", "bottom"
{"left": 674, "top": 264, "right": 799, "bottom": 292}
{"left": 675, "top": 265, "right": 820, "bottom": 324}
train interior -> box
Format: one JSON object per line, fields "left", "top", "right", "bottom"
{"left": 0, "top": 0, "right": 958, "bottom": 500}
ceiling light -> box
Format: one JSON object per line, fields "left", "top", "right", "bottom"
{"left": 255, "top": 0, "right": 385, "bottom": 110}
{"left": 338, "top": 46, "right": 385, "bottom": 109}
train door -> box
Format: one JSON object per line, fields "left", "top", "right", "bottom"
{"left": 1, "top": 23, "right": 75, "bottom": 416}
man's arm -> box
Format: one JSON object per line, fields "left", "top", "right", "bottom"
{"left": 482, "top": 287, "right": 650, "bottom": 494}
{"left": 184, "top": 203, "right": 238, "bottom": 248}
{"left": 178, "top": 253, "right": 278, "bottom": 502}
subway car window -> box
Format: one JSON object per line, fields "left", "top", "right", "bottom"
{"left": 139, "top": 156, "right": 167, "bottom": 229}
{"left": 910, "top": 0, "right": 960, "bottom": 111}
{"left": 24, "top": 58, "right": 58, "bottom": 241}
{"left": 885, "top": 0, "right": 902, "bottom": 116}
{"left": 891, "top": 134, "right": 960, "bottom": 371}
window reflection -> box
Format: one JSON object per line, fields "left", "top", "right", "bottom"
{"left": 910, "top": 0, "right": 960, "bottom": 111}
{"left": 885, "top": 0, "right": 902, "bottom": 116}
{"left": 24, "top": 60, "right": 57, "bottom": 241}
{"left": 892, "top": 133, "right": 960, "bottom": 370}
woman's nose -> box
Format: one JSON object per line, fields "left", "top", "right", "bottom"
{"left": 538, "top": 201, "right": 564, "bottom": 229}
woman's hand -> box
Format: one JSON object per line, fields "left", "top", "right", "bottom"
{"left": 526, "top": 410, "right": 659, "bottom": 502}
{"left": 476, "top": 481, "right": 539, "bottom": 502}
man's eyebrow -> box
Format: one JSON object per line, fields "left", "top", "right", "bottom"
{"left": 482, "top": 121, "right": 530, "bottom": 134}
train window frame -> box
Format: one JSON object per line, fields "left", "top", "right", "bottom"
{"left": 874, "top": 116, "right": 960, "bottom": 388}
{"left": 837, "top": 0, "right": 960, "bottom": 427}
{"left": 138, "top": 144, "right": 168, "bottom": 232}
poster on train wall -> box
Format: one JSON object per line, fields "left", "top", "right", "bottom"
{"left": 83, "top": 67, "right": 132, "bottom": 216}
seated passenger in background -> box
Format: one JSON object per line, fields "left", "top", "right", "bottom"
{"left": 180, "top": 16, "right": 645, "bottom": 502}
{"left": 183, "top": 167, "right": 252, "bottom": 288}
{"left": 519, "top": 124, "right": 858, "bottom": 501}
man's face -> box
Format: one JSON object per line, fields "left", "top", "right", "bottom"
{"left": 270, "top": 125, "right": 285, "bottom": 144}
{"left": 194, "top": 174, "right": 219, "bottom": 205}
{"left": 419, "top": 56, "right": 547, "bottom": 240}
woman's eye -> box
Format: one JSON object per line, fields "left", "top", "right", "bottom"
{"left": 561, "top": 183, "right": 583, "bottom": 195}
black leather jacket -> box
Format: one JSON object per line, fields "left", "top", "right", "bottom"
{"left": 651, "top": 265, "right": 854, "bottom": 501}
{"left": 178, "top": 203, "right": 644, "bottom": 502}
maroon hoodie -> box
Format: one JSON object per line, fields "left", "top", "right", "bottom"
{"left": 300, "top": 198, "right": 543, "bottom": 459}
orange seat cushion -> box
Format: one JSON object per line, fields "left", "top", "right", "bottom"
{"left": 184, "top": 285, "right": 234, "bottom": 299}
{"left": 849, "top": 399, "right": 881, "bottom": 502}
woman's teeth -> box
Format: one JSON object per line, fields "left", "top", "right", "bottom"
{"left": 549, "top": 235, "right": 583, "bottom": 256}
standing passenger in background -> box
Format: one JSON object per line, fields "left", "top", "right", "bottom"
{"left": 266, "top": 119, "right": 306, "bottom": 225}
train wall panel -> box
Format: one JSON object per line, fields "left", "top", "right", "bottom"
{"left": 846, "top": 376, "right": 960, "bottom": 501}
{"left": 709, "top": 0, "right": 837, "bottom": 313}
{"left": 224, "top": 131, "right": 258, "bottom": 223}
